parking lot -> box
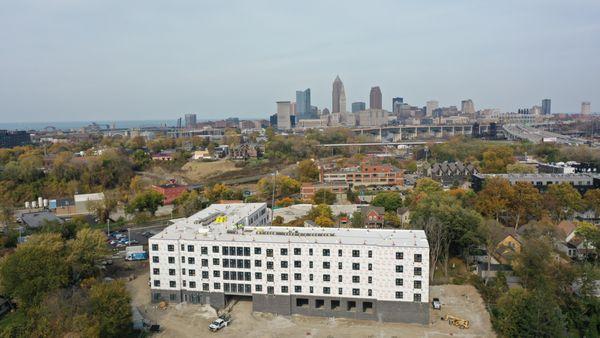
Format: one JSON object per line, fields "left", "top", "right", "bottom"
{"left": 106, "top": 223, "right": 170, "bottom": 251}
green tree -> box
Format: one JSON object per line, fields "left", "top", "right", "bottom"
{"left": 506, "top": 163, "right": 536, "bottom": 174}
{"left": 544, "top": 182, "right": 584, "bottom": 221}
{"left": 308, "top": 204, "right": 333, "bottom": 220}
{"left": 575, "top": 221, "right": 600, "bottom": 259}
{"left": 0, "top": 233, "right": 69, "bottom": 308}
{"left": 131, "top": 149, "right": 151, "bottom": 170}
{"left": 126, "top": 190, "right": 164, "bottom": 215}
{"left": 384, "top": 212, "right": 402, "bottom": 228}
{"left": 315, "top": 215, "right": 335, "bottom": 227}
{"left": 174, "top": 190, "right": 203, "bottom": 217}
{"left": 257, "top": 175, "right": 301, "bottom": 200}
{"left": 584, "top": 189, "right": 600, "bottom": 218}
{"left": 297, "top": 159, "right": 320, "bottom": 182}
{"left": 351, "top": 211, "right": 363, "bottom": 228}
{"left": 67, "top": 228, "right": 110, "bottom": 282}
{"left": 508, "top": 182, "right": 542, "bottom": 229}
{"left": 313, "top": 189, "right": 337, "bottom": 205}
{"left": 494, "top": 288, "right": 566, "bottom": 337}
{"left": 272, "top": 215, "right": 284, "bottom": 226}
{"left": 372, "top": 191, "right": 403, "bottom": 212}
{"left": 481, "top": 146, "right": 515, "bottom": 173}
{"left": 89, "top": 280, "right": 133, "bottom": 338}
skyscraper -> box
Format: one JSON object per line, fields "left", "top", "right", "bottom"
{"left": 542, "top": 99, "right": 551, "bottom": 115}
{"left": 184, "top": 114, "right": 197, "bottom": 128}
{"left": 352, "top": 102, "right": 366, "bottom": 113}
{"left": 332, "top": 75, "right": 346, "bottom": 114}
{"left": 369, "top": 86, "right": 382, "bottom": 109}
{"left": 276, "top": 101, "right": 292, "bottom": 130}
{"left": 461, "top": 99, "right": 475, "bottom": 114}
{"left": 581, "top": 101, "right": 591, "bottom": 115}
{"left": 295, "top": 89, "right": 312, "bottom": 119}
{"left": 426, "top": 101, "right": 439, "bottom": 117}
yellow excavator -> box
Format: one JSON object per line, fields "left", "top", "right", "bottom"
{"left": 443, "top": 314, "right": 470, "bottom": 329}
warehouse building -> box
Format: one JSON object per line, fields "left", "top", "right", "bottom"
{"left": 148, "top": 203, "right": 430, "bottom": 324}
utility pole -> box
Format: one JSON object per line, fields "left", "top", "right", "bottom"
{"left": 107, "top": 219, "right": 110, "bottom": 236}
{"left": 271, "top": 170, "right": 278, "bottom": 208}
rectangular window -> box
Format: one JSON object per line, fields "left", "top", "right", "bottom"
{"left": 236, "top": 247, "right": 243, "bottom": 256}
{"left": 352, "top": 263, "right": 360, "bottom": 270}
{"left": 188, "top": 257, "right": 195, "bottom": 264}
{"left": 323, "top": 249, "right": 330, "bottom": 256}
{"left": 182, "top": 280, "right": 186, "bottom": 287}
{"left": 323, "top": 262, "right": 330, "bottom": 269}
{"left": 168, "top": 257, "right": 175, "bottom": 264}
{"left": 368, "top": 250, "right": 372, "bottom": 258}
{"left": 223, "top": 247, "right": 229, "bottom": 255}
{"left": 213, "top": 258, "right": 220, "bottom": 265}
{"left": 338, "top": 262, "right": 343, "bottom": 269}
{"left": 212, "top": 246, "right": 219, "bottom": 253}
{"left": 396, "top": 252, "right": 404, "bottom": 260}
{"left": 414, "top": 254, "right": 422, "bottom": 263}
{"left": 237, "top": 271, "right": 243, "bottom": 280}
{"left": 352, "top": 276, "right": 360, "bottom": 283}
{"left": 223, "top": 260, "right": 229, "bottom": 268}
{"left": 254, "top": 247, "right": 262, "bottom": 255}
{"left": 244, "top": 247, "right": 251, "bottom": 256}
{"left": 368, "top": 263, "right": 372, "bottom": 271}
{"left": 213, "top": 271, "right": 220, "bottom": 278}
{"left": 168, "top": 245, "right": 174, "bottom": 252}
{"left": 281, "top": 286, "right": 288, "bottom": 293}
{"left": 229, "top": 246, "right": 236, "bottom": 255}
{"left": 294, "top": 285, "right": 302, "bottom": 293}
{"left": 255, "top": 285, "right": 262, "bottom": 292}
{"left": 395, "top": 291, "right": 403, "bottom": 299}
{"left": 309, "top": 261, "right": 313, "bottom": 268}
{"left": 368, "top": 276, "right": 372, "bottom": 284}
{"left": 368, "top": 289, "right": 372, "bottom": 297}
{"left": 202, "top": 271, "right": 209, "bottom": 279}
{"left": 267, "top": 261, "right": 274, "bottom": 270}
{"left": 309, "top": 248, "right": 313, "bottom": 256}
{"left": 266, "top": 249, "right": 273, "bottom": 257}
{"left": 181, "top": 256, "right": 185, "bottom": 263}
{"left": 170, "top": 281, "right": 176, "bottom": 288}
{"left": 323, "top": 274, "right": 330, "bottom": 282}
{"left": 281, "top": 261, "right": 288, "bottom": 268}
{"left": 201, "top": 259, "right": 208, "bottom": 267}
{"left": 338, "top": 287, "right": 343, "bottom": 295}
{"left": 203, "top": 283, "right": 209, "bottom": 291}
{"left": 187, "top": 245, "right": 194, "bottom": 252}
{"left": 181, "top": 244, "right": 185, "bottom": 251}
{"left": 294, "top": 248, "right": 301, "bottom": 255}
{"left": 153, "top": 268, "right": 160, "bottom": 275}
{"left": 152, "top": 256, "right": 159, "bottom": 263}
{"left": 280, "top": 248, "right": 288, "bottom": 256}
{"left": 245, "top": 272, "right": 251, "bottom": 281}
{"left": 414, "top": 294, "right": 421, "bottom": 302}
{"left": 267, "top": 286, "right": 274, "bottom": 294}
{"left": 396, "top": 278, "right": 403, "bottom": 286}
{"left": 338, "top": 249, "right": 343, "bottom": 257}
{"left": 281, "top": 273, "right": 288, "bottom": 281}
{"left": 189, "top": 281, "right": 196, "bottom": 288}
{"left": 229, "top": 259, "right": 236, "bottom": 268}
{"left": 201, "top": 247, "right": 208, "bottom": 255}
{"left": 153, "top": 280, "right": 160, "bottom": 287}
{"left": 352, "top": 250, "right": 360, "bottom": 257}
{"left": 310, "top": 286, "right": 314, "bottom": 294}
{"left": 224, "top": 271, "right": 230, "bottom": 280}
{"left": 254, "top": 260, "right": 262, "bottom": 267}
{"left": 396, "top": 265, "right": 403, "bottom": 273}
{"left": 169, "top": 269, "right": 175, "bottom": 276}
{"left": 237, "top": 259, "right": 243, "bottom": 268}
{"left": 323, "top": 287, "right": 331, "bottom": 295}
{"left": 352, "top": 288, "right": 360, "bottom": 296}
{"left": 255, "top": 272, "right": 262, "bottom": 280}
{"left": 214, "top": 283, "right": 220, "bottom": 290}
{"left": 267, "top": 274, "right": 274, "bottom": 282}
{"left": 244, "top": 260, "right": 251, "bottom": 269}
{"left": 414, "top": 267, "right": 422, "bottom": 276}
{"left": 414, "top": 280, "right": 422, "bottom": 289}
{"left": 151, "top": 244, "right": 158, "bottom": 251}
{"left": 294, "top": 261, "right": 301, "bottom": 268}
{"left": 309, "top": 274, "right": 313, "bottom": 281}
{"left": 188, "top": 269, "right": 195, "bottom": 276}
{"left": 294, "top": 273, "right": 301, "bottom": 281}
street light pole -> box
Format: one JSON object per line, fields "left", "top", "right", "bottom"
{"left": 107, "top": 219, "right": 110, "bottom": 236}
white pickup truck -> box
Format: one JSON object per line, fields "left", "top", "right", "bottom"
{"left": 209, "top": 314, "right": 231, "bottom": 332}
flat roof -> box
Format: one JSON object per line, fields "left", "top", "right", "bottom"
{"left": 151, "top": 203, "right": 427, "bottom": 248}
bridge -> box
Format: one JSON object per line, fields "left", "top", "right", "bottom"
{"left": 502, "top": 124, "right": 589, "bottom": 145}
{"left": 352, "top": 124, "right": 493, "bottom": 141}
{"left": 318, "top": 141, "right": 445, "bottom": 147}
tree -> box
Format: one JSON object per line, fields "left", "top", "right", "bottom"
{"left": 513, "top": 236, "right": 554, "bottom": 289}
{"left": 506, "top": 163, "right": 536, "bottom": 174}
{"left": 126, "top": 190, "right": 164, "bottom": 215}
{"left": 308, "top": 204, "right": 333, "bottom": 220}
{"left": 384, "top": 212, "right": 402, "bottom": 228}
{"left": 89, "top": 280, "right": 133, "bottom": 337}
{"left": 544, "top": 182, "right": 584, "bottom": 221}
{"left": 203, "top": 184, "right": 243, "bottom": 203}
{"left": 481, "top": 146, "right": 515, "bottom": 173}
{"left": 297, "top": 159, "right": 320, "bottom": 182}
{"left": 313, "top": 189, "right": 337, "bottom": 205}
{"left": 508, "top": 182, "right": 542, "bottom": 229}
{"left": 315, "top": 215, "right": 335, "bottom": 227}
{"left": 272, "top": 215, "right": 284, "bottom": 226}
{"left": 346, "top": 188, "right": 358, "bottom": 204}
{"left": 67, "top": 228, "right": 110, "bottom": 282}
{"left": 257, "top": 175, "right": 301, "bottom": 200}
{"left": 131, "top": 149, "right": 151, "bottom": 170}
{"left": 174, "top": 190, "right": 203, "bottom": 217}
{"left": 584, "top": 189, "right": 600, "bottom": 217}
{"left": 476, "top": 177, "right": 513, "bottom": 222}
{"left": 88, "top": 193, "right": 118, "bottom": 223}
{"left": 372, "top": 192, "right": 403, "bottom": 212}
{"left": 351, "top": 211, "right": 363, "bottom": 228}
{"left": 0, "top": 233, "right": 69, "bottom": 308}
{"left": 575, "top": 221, "right": 600, "bottom": 259}
{"left": 494, "top": 288, "right": 566, "bottom": 337}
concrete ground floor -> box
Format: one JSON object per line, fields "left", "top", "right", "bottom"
{"left": 151, "top": 289, "right": 429, "bottom": 324}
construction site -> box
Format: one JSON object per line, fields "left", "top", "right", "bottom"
{"left": 128, "top": 271, "right": 494, "bottom": 338}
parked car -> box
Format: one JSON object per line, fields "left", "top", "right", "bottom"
{"left": 432, "top": 298, "right": 441, "bottom": 310}
{"left": 208, "top": 314, "right": 231, "bottom": 332}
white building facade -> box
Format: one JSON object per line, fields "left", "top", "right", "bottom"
{"left": 148, "top": 203, "right": 430, "bottom": 324}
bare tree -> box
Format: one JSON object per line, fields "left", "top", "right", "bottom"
{"left": 424, "top": 217, "right": 448, "bottom": 283}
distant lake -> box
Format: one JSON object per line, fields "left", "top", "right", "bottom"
{"left": 0, "top": 120, "right": 178, "bottom": 131}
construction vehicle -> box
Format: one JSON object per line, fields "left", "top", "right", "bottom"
{"left": 443, "top": 314, "right": 470, "bottom": 329}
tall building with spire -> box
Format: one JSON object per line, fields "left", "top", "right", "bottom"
{"left": 332, "top": 75, "right": 346, "bottom": 114}
{"left": 369, "top": 86, "right": 382, "bottom": 109}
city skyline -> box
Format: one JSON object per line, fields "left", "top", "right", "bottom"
{"left": 1, "top": 0, "right": 599, "bottom": 122}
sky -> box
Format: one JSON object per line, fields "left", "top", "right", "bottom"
{"left": 0, "top": 0, "right": 599, "bottom": 122}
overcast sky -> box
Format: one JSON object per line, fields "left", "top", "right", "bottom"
{"left": 1, "top": 0, "right": 599, "bottom": 122}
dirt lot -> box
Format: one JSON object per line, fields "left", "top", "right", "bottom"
{"left": 181, "top": 160, "right": 240, "bottom": 182}
{"left": 127, "top": 272, "right": 494, "bottom": 338}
